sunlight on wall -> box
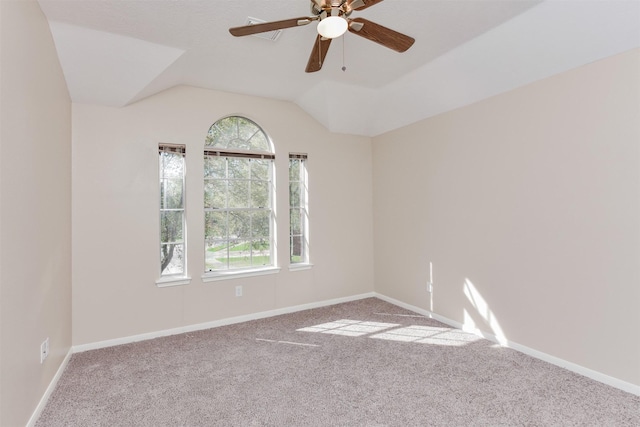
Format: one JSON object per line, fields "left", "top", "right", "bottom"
{"left": 463, "top": 278, "right": 508, "bottom": 346}
{"left": 429, "top": 261, "right": 434, "bottom": 312}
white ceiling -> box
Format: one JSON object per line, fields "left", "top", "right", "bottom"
{"left": 38, "top": 0, "right": 640, "bottom": 137}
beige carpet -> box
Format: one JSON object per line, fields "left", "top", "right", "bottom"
{"left": 36, "top": 298, "right": 639, "bottom": 426}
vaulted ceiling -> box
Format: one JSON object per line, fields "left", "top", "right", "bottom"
{"left": 38, "top": 0, "right": 640, "bottom": 136}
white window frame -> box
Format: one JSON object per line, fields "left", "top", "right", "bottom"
{"left": 157, "top": 143, "right": 191, "bottom": 287}
{"left": 289, "top": 153, "right": 311, "bottom": 270}
{"left": 202, "top": 116, "right": 279, "bottom": 281}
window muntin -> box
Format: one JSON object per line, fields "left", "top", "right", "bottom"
{"left": 204, "top": 116, "right": 275, "bottom": 273}
{"left": 159, "top": 144, "right": 186, "bottom": 277}
{"left": 289, "top": 153, "right": 309, "bottom": 265}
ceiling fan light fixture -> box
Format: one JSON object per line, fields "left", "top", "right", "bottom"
{"left": 317, "top": 16, "right": 348, "bottom": 39}
{"left": 229, "top": 0, "right": 414, "bottom": 73}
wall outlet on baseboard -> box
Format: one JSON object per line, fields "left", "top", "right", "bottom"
{"left": 235, "top": 285, "right": 243, "bottom": 297}
{"left": 40, "top": 337, "right": 49, "bottom": 363}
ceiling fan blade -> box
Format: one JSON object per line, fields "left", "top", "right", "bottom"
{"left": 348, "top": 0, "right": 383, "bottom": 11}
{"left": 229, "top": 17, "right": 315, "bottom": 37}
{"left": 348, "top": 17, "right": 414, "bottom": 52}
{"left": 305, "top": 35, "right": 332, "bottom": 73}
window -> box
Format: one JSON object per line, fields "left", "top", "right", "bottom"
{"left": 159, "top": 144, "right": 186, "bottom": 280}
{"left": 289, "top": 153, "right": 309, "bottom": 266}
{"left": 204, "top": 116, "right": 276, "bottom": 276}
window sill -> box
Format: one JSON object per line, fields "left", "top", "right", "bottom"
{"left": 156, "top": 276, "right": 192, "bottom": 288}
{"left": 289, "top": 263, "right": 313, "bottom": 272}
{"left": 202, "top": 266, "right": 281, "bottom": 282}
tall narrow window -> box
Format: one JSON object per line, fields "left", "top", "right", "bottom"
{"left": 204, "top": 116, "right": 276, "bottom": 276}
{"left": 159, "top": 144, "right": 186, "bottom": 278}
{"left": 289, "top": 153, "right": 309, "bottom": 266}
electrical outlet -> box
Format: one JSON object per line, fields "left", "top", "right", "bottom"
{"left": 40, "top": 338, "right": 49, "bottom": 363}
{"left": 235, "top": 285, "right": 243, "bottom": 297}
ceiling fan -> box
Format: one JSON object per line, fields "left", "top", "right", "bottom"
{"left": 229, "top": 0, "right": 415, "bottom": 73}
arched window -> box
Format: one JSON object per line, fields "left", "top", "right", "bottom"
{"left": 205, "top": 116, "right": 272, "bottom": 153}
{"left": 203, "top": 116, "right": 276, "bottom": 276}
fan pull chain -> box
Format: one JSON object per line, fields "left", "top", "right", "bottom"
{"left": 342, "top": 35, "right": 346, "bottom": 72}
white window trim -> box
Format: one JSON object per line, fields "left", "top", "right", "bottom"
{"left": 156, "top": 276, "right": 192, "bottom": 288}
{"left": 289, "top": 153, "right": 309, "bottom": 266}
{"left": 289, "top": 263, "right": 313, "bottom": 272}
{"left": 159, "top": 143, "right": 187, "bottom": 279}
{"left": 202, "top": 266, "right": 280, "bottom": 282}
{"left": 204, "top": 116, "right": 277, "bottom": 274}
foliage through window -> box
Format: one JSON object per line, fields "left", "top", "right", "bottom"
{"left": 159, "top": 144, "right": 186, "bottom": 277}
{"left": 289, "top": 153, "right": 309, "bottom": 265}
{"left": 204, "top": 116, "right": 275, "bottom": 272}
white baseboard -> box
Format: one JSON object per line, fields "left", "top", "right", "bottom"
{"left": 73, "top": 292, "right": 376, "bottom": 353}
{"left": 374, "top": 292, "right": 640, "bottom": 397}
{"left": 27, "top": 348, "right": 73, "bottom": 427}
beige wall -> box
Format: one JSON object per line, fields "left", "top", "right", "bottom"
{"left": 373, "top": 48, "right": 640, "bottom": 386}
{"left": 71, "top": 86, "right": 374, "bottom": 345}
{"left": 0, "top": 1, "right": 72, "bottom": 425}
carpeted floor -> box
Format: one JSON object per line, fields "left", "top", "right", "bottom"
{"left": 36, "top": 298, "right": 639, "bottom": 426}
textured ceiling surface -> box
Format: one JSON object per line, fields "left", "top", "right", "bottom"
{"left": 38, "top": 0, "right": 640, "bottom": 136}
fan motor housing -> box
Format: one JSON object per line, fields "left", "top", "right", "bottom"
{"left": 311, "top": 0, "right": 354, "bottom": 18}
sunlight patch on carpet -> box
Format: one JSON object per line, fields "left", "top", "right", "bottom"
{"left": 298, "top": 319, "right": 482, "bottom": 346}
{"left": 297, "top": 319, "right": 399, "bottom": 337}
{"left": 371, "top": 325, "right": 482, "bottom": 346}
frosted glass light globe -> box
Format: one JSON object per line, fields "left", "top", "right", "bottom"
{"left": 317, "top": 16, "right": 348, "bottom": 39}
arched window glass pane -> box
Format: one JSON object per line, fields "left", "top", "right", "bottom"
{"left": 205, "top": 116, "right": 272, "bottom": 153}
